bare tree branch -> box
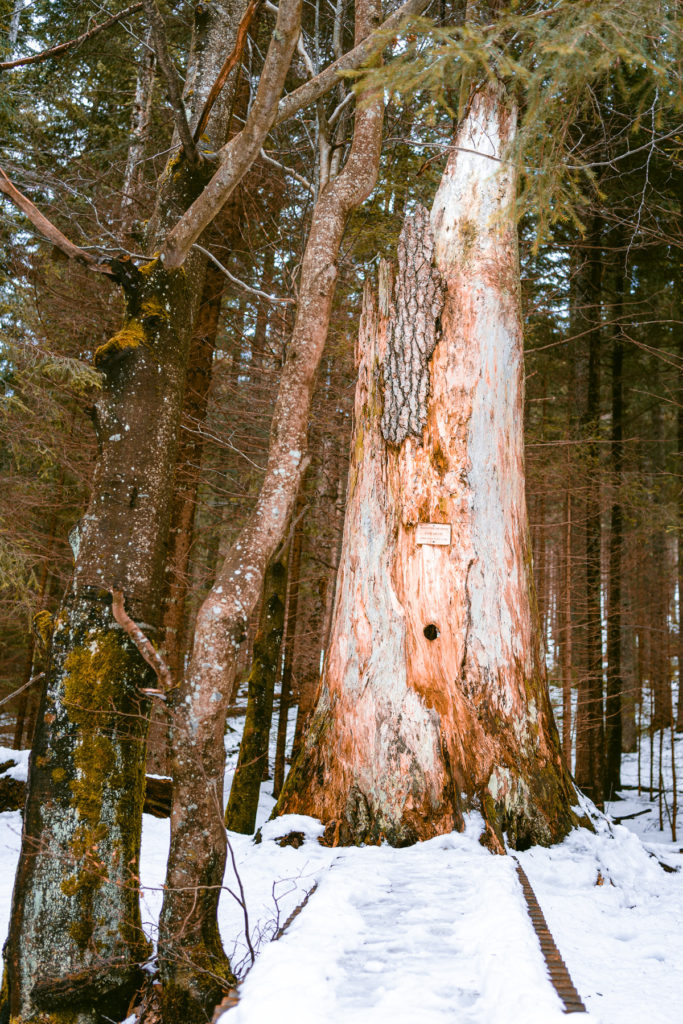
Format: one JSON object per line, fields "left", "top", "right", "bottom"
{"left": 193, "top": 0, "right": 263, "bottom": 144}
{"left": 274, "top": 0, "right": 431, "bottom": 126}
{"left": 161, "top": 0, "right": 429, "bottom": 267}
{"left": 142, "top": 0, "right": 201, "bottom": 169}
{"left": 0, "top": 165, "right": 113, "bottom": 273}
{"left": 111, "top": 588, "right": 173, "bottom": 692}
{"left": 161, "top": 0, "right": 302, "bottom": 267}
{"left": 193, "top": 244, "right": 294, "bottom": 304}
{"left": 0, "top": 2, "right": 144, "bottom": 70}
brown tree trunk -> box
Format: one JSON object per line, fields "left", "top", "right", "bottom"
{"left": 651, "top": 401, "right": 673, "bottom": 732}
{"left": 278, "top": 85, "right": 577, "bottom": 851}
{"left": 678, "top": 324, "right": 683, "bottom": 731}
{"left": 224, "top": 555, "right": 287, "bottom": 833}
{"left": 561, "top": 486, "right": 573, "bottom": 768}
{"left": 1, "top": 4, "right": 254, "bottom": 1021}
{"left": 605, "top": 258, "right": 625, "bottom": 798}
{"left": 162, "top": 259, "right": 226, "bottom": 681}
{"left": 157, "top": 1, "right": 384, "bottom": 1016}
{"left": 572, "top": 218, "right": 605, "bottom": 807}
{"left": 272, "top": 490, "right": 305, "bottom": 800}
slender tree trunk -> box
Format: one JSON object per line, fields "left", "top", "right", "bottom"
{"left": 561, "top": 487, "right": 573, "bottom": 768}
{"left": 224, "top": 555, "right": 287, "bottom": 833}
{"left": 573, "top": 218, "right": 605, "bottom": 807}
{"left": 272, "top": 490, "right": 305, "bottom": 800}
{"left": 651, "top": 401, "right": 672, "bottom": 733}
{"left": 157, "top": 1, "right": 383, "bottom": 1016}
{"left": 120, "top": 29, "right": 155, "bottom": 238}
{"left": 605, "top": 259, "right": 625, "bottom": 798}
{"left": 621, "top": 575, "right": 638, "bottom": 752}
{"left": 162, "top": 260, "right": 226, "bottom": 681}
{"left": 278, "top": 84, "right": 577, "bottom": 850}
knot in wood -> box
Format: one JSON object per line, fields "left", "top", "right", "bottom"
{"left": 381, "top": 204, "right": 444, "bottom": 446}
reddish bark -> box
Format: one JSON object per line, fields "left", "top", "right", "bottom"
{"left": 278, "top": 86, "right": 577, "bottom": 850}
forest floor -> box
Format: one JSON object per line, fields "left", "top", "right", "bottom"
{"left": 0, "top": 715, "right": 681, "bottom": 1023}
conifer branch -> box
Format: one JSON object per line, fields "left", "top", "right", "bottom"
{"left": 0, "top": 2, "right": 144, "bottom": 70}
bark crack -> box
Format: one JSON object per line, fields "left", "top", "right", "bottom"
{"left": 380, "top": 204, "right": 444, "bottom": 446}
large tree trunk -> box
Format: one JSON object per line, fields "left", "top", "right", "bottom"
{"left": 157, "top": 0, "right": 384, "bottom": 1016}
{"left": 1, "top": 4, "right": 253, "bottom": 1020}
{"left": 278, "top": 84, "right": 577, "bottom": 851}
{"left": 3, "top": 256, "right": 201, "bottom": 1024}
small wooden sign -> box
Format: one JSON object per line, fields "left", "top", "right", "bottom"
{"left": 416, "top": 523, "right": 451, "bottom": 546}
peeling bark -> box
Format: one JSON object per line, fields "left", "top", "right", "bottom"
{"left": 278, "top": 84, "right": 577, "bottom": 850}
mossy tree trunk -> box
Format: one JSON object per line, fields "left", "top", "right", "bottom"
{"left": 3, "top": 255, "right": 203, "bottom": 1024}
{"left": 2, "top": 4, "right": 253, "bottom": 1021}
{"left": 225, "top": 556, "right": 287, "bottom": 833}
{"left": 278, "top": 84, "right": 578, "bottom": 851}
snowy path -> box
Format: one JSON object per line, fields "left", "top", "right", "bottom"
{"left": 225, "top": 817, "right": 570, "bottom": 1024}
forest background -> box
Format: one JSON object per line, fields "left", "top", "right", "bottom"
{"left": 0, "top": 0, "right": 681, "bottom": 1018}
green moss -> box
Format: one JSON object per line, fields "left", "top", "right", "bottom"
{"left": 33, "top": 610, "right": 54, "bottom": 649}
{"left": 138, "top": 256, "right": 160, "bottom": 276}
{"left": 60, "top": 631, "right": 132, "bottom": 949}
{"left": 93, "top": 319, "right": 146, "bottom": 367}
{"left": 140, "top": 296, "right": 169, "bottom": 324}
{"left": 51, "top": 767, "right": 66, "bottom": 784}
{"left": 458, "top": 217, "right": 478, "bottom": 261}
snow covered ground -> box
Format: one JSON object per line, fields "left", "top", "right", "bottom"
{"left": 1, "top": 712, "right": 682, "bottom": 1023}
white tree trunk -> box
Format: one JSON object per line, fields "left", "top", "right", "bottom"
{"left": 279, "top": 84, "right": 577, "bottom": 850}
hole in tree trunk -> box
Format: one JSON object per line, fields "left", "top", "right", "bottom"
{"left": 423, "top": 624, "right": 439, "bottom": 641}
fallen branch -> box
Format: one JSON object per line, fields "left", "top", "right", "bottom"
{"left": 110, "top": 588, "right": 173, "bottom": 691}
{"left": 0, "top": 2, "right": 144, "bottom": 70}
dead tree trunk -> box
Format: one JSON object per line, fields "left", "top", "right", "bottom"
{"left": 278, "top": 85, "right": 577, "bottom": 851}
